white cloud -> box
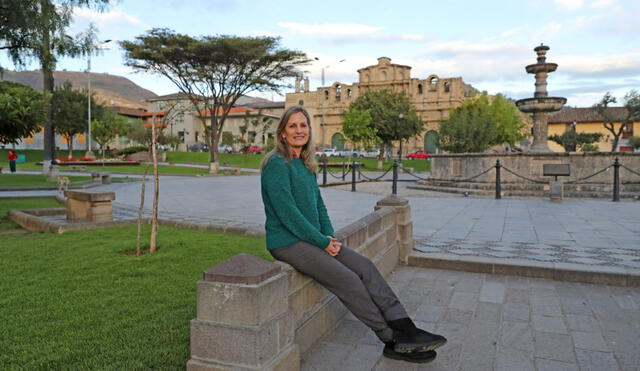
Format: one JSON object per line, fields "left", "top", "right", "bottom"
{"left": 556, "top": 52, "right": 640, "bottom": 78}
{"left": 426, "top": 41, "right": 526, "bottom": 58}
{"left": 532, "top": 22, "right": 563, "bottom": 41}
{"left": 588, "top": 0, "right": 616, "bottom": 8}
{"left": 275, "top": 22, "right": 427, "bottom": 43}
{"left": 73, "top": 7, "right": 147, "bottom": 30}
{"left": 554, "top": 0, "right": 584, "bottom": 9}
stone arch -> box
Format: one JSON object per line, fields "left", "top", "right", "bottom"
{"left": 443, "top": 81, "right": 450, "bottom": 93}
{"left": 417, "top": 84, "right": 423, "bottom": 94}
{"left": 331, "top": 133, "right": 345, "bottom": 150}
{"left": 424, "top": 130, "right": 438, "bottom": 153}
{"left": 381, "top": 70, "right": 387, "bottom": 81}
{"left": 428, "top": 75, "right": 439, "bottom": 91}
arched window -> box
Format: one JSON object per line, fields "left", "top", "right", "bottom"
{"left": 324, "top": 90, "right": 329, "bottom": 100}
{"left": 336, "top": 84, "right": 341, "bottom": 100}
{"left": 417, "top": 84, "right": 423, "bottom": 94}
{"left": 347, "top": 89, "right": 352, "bottom": 98}
{"left": 443, "top": 81, "right": 450, "bottom": 93}
{"left": 429, "top": 77, "right": 438, "bottom": 91}
{"left": 381, "top": 71, "right": 387, "bottom": 81}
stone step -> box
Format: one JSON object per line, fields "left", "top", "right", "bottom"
{"left": 407, "top": 183, "right": 639, "bottom": 199}
{"left": 422, "top": 180, "right": 640, "bottom": 192}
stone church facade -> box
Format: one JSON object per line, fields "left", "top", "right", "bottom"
{"left": 285, "top": 57, "right": 477, "bottom": 153}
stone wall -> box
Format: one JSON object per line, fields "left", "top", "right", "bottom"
{"left": 187, "top": 195, "right": 413, "bottom": 371}
{"left": 430, "top": 152, "right": 640, "bottom": 183}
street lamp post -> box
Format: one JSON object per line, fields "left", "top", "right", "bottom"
{"left": 85, "top": 39, "right": 111, "bottom": 158}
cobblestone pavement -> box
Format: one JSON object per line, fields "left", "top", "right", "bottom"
{"left": 302, "top": 266, "right": 640, "bottom": 371}
{"left": 4, "top": 174, "right": 639, "bottom": 268}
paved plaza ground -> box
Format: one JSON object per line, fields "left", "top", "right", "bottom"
{"left": 3, "top": 171, "right": 640, "bottom": 370}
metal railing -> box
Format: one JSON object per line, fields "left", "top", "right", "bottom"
{"left": 319, "top": 158, "right": 639, "bottom": 201}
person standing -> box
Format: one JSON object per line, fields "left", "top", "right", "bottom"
{"left": 260, "top": 105, "right": 447, "bottom": 364}
{"left": 8, "top": 149, "right": 18, "bottom": 173}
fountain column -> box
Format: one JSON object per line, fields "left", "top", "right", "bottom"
{"left": 516, "top": 45, "right": 566, "bottom": 152}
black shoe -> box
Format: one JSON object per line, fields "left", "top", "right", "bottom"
{"left": 383, "top": 342, "right": 437, "bottom": 363}
{"left": 389, "top": 318, "right": 447, "bottom": 353}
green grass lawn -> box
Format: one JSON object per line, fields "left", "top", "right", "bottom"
{"left": 0, "top": 174, "right": 92, "bottom": 187}
{"left": 0, "top": 224, "right": 270, "bottom": 369}
{"left": 165, "top": 152, "right": 431, "bottom": 172}
{"left": 0, "top": 197, "right": 64, "bottom": 231}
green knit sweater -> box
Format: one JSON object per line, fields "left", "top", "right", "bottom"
{"left": 261, "top": 154, "right": 334, "bottom": 250}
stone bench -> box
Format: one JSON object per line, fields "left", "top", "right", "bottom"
{"left": 187, "top": 195, "right": 414, "bottom": 371}
{"left": 91, "top": 171, "right": 111, "bottom": 184}
{"left": 64, "top": 190, "right": 115, "bottom": 222}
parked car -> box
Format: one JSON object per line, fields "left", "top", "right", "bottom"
{"left": 362, "top": 149, "right": 381, "bottom": 158}
{"left": 188, "top": 142, "right": 209, "bottom": 152}
{"left": 405, "top": 150, "right": 430, "bottom": 160}
{"left": 338, "top": 149, "right": 364, "bottom": 158}
{"left": 243, "top": 145, "right": 263, "bottom": 154}
{"left": 218, "top": 144, "right": 233, "bottom": 153}
{"left": 315, "top": 148, "right": 339, "bottom": 157}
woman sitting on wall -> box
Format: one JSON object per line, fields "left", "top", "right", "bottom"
{"left": 260, "top": 105, "right": 447, "bottom": 363}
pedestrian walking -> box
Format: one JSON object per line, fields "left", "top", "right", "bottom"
{"left": 260, "top": 105, "right": 447, "bottom": 364}
{"left": 8, "top": 149, "right": 18, "bottom": 173}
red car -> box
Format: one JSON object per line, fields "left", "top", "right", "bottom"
{"left": 245, "top": 146, "right": 263, "bottom": 154}
{"left": 406, "top": 150, "right": 429, "bottom": 160}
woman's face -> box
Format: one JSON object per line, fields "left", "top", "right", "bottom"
{"left": 282, "top": 112, "right": 310, "bottom": 149}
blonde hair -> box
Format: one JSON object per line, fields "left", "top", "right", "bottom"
{"left": 261, "top": 105, "right": 318, "bottom": 172}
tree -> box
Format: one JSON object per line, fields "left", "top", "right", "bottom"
{"left": 0, "top": 80, "right": 48, "bottom": 145}
{"left": 121, "top": 29, "right": 309, "bottom": 172}
{"left": 628, "top": 136, "right": 640, "bottom": 150}
{"left": 342, "top": 108, "right": 377, "bottom": 151}
{"left": 593, "top": 90, "right": 640, "bottom": 152}
{"left": 439, "top": 93, "right": 526, "bottom": 153}
{"left": 549, "top": 131, "right": 603, "bottom": 152}
{"left": 91, "top": 106, "right": 126, "bottom": 157}
{"left": 0, "top": 0, "right": 112, "bottom": 167}
{"left": 51, "top": 81, "right": 89, "bottom": 158}
{"left": 345, "top": 89, "right": 424, "bottom": 161}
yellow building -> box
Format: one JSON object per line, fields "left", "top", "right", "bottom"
{"left": 285, "top": 57, "right": 477, "bottom": 154}
{"left": 548, "top": 107, "right": 639, "bottom": 152}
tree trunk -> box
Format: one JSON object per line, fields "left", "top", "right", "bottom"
{"left": 67, "top": 135, "right": 73, "bottom": 159}
{"left": 40, "top": 3, "right": 55, "bottom": 171}
{"left": 149, "top": 114, "right": 159, "bottom": 253}
{"left": 136, "top": 164, "right": 150, "bottom": 255}
{"left": 209, "top": 116, "right": 220, "bottom": 174}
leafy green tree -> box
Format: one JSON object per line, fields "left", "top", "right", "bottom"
{"left": 342, "top": 108, "right": 377, "bottom": 150}
{"left": 345, "top": 89, "right": 423, "bottom": 159}
{"left": 51, "top": 81, "right": 89, "bottom": 158}
{"left": 126, "top": 122, "right": 176, "bottom": 149}
{"left": 548, "top": 131, "right": 603, "bottom": 152}
{"left": 120, "top": 29, "right": 309, "bottom": 172}
{"left": 439, "top": 93, "right": 526, "bottom": 153}
{"left": 0, "top": 0, "right": 113, "bottom": 165}
{"left": 628, "top": 136, "right": 640, "bottom": 150}
{"left": 593, "top": 90, "right": 640, "bottom": 152}
{"left": 0, "top": 81, "right": 48, "bottom": 145}
{"left": 91, "top": 107, "right": 126, "bottom": 158}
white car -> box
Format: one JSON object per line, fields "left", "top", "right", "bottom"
{"left": 316, "top": 148, "right": 339, "bottom": 157}
{"left": 338, "top": 149, "right": 364, "bottom": 158}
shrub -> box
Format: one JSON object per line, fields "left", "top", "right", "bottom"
{"left": 116, "top": 145, "right": 148, "bottom": 156}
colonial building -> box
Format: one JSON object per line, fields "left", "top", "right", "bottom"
{"left": 548, "top": 107, "right": 639, "bottom": 152}
{"left": 285, "top": 57, "right": 478, "bottom": 153}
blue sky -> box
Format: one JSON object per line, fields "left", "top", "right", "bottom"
{"left": 3, "top": 0, "right": 639, "bottom": 106}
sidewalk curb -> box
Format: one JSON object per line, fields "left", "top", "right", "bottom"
{"left": 408, "top": 251, "right": 640, "bottom": 287}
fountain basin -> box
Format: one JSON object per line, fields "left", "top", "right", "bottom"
{"left": 516, "top": 97, "right": 567, "bottom": 113}
{"left": 525, "top": 63, "right": 558, "bottom": 73}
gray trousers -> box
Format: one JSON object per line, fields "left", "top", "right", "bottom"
{"left": 270, "top": 241, "right": 408, "bottom": 342}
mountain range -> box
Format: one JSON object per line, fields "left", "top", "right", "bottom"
{"left": 0, "top": 70, "right": 157, "bottom": 109}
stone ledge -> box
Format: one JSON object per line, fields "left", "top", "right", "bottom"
{"left": 408, "top": 252, "right": 640, "bottom": 287}
{"left": 64, "top": 190, "right": 115, "bottom": 202}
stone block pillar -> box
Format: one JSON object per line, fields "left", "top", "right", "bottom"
{"left": 187, "top": 253, "right": 299, "bottom": 371}
{"left": 374, "top": 195, "right": 414, "bottom": 264}
{"left": 64, "top": 190, "right": 115, "bottom": 222}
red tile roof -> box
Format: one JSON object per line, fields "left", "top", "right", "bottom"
{"left": 199, "top": 106, "right": 280, "bottom": 119}
{"left": 141, "top": 111, "right": 165, "bottom": 117}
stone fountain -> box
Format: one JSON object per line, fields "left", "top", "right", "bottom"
{"left": 410, "top": 44, "right": 640, "bottom": 198}
{"left": 516, "top": 44, "right": 567, "bottom": 152}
